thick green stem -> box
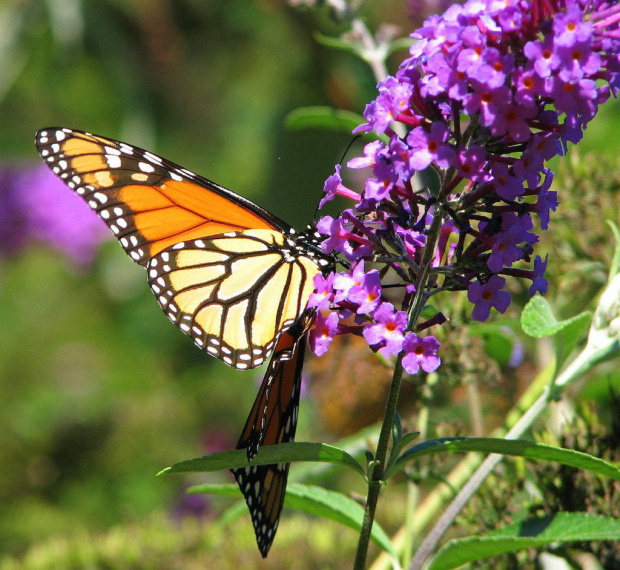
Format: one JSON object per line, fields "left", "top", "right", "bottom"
{"left": 355, "top": 208, "right": 445, "bottom": 568}
{"left": 354, "top": 354, "right": 406, "bottom": 570}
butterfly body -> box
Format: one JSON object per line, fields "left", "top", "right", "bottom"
{"left": 36, "top": 127, "right": 335, "bottom": 556}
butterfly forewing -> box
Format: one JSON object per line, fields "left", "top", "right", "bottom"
{"left": 147, "top": 229, "right": 321, "bottom": 369}
{"left": 35, "top": 128, "right": 289, "bottom": 266}
{"left": 232, "top": 320, "right": 309, "bottom": 556}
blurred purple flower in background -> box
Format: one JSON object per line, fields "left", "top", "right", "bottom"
{"left": 0, "top": 169, "right": 28, "bottom": 255}
{"left": 0, "top": 164, "right": 108, "bottom": 265}
{"left": 171, "top": 487, "right": 210, "bottom": 521}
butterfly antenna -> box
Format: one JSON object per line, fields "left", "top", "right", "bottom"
{"left": 312, "top": 135, "right": 361, "bottom": 221}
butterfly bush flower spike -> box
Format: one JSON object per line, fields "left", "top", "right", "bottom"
{"left": 312, "top": 0, "right": 620, "bottom": 371}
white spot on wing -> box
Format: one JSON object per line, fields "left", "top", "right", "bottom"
{"left": 143, "top": 151, "right": 162, "bottom": 164}
{"left": 106, "top": 155, "right": 122, "bottom": 168}
{"left": 138, "top": 161, "right": 155, "bottom": 173}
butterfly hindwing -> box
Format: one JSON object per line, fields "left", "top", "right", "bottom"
{"left": 232, "top": 319, "right": 309, "bottom": 556}
{"left": 35, "top": 127, "right": 289, "bottom": 266}
{"left": 147, "top": 229, "right": 320, "bottom": 369}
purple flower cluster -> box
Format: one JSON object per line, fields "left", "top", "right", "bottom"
{"left": 309, "top": 0, "right": 620, "bottom": 371}
{"left": 0, "top": 165, "right": 108, "bottom": 265}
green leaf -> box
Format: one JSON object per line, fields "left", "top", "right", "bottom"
{"left": 385, "top": 431, "right": 420, "bottom": 479}
{"left": 428, "top": 513, "right": 620, "bottom": 569}
{"left": 285, "top": 106, "right": 387, "bottom": 140}
{"left": 394, "top": 437, "right": 620, "bottom": 482}
{"left": 392, "top": 410, "right": 404, "bottom": 443}
{"left": 554, "top": 314, "right": 592, "bottom": 368}
{"left": 606, "top": 220, "right": 620, "bottom": 281}
{"left": 521, "top": 295, "right": 556, "bottom": 337}
{"left": 521, "top": 296, "right": 589, "bottom": 339}
{"left": 521, "top": 296, "right": 591, "bottom": 368}
{"left": 158, "top": 442, "right": 366, "bottom": 479}
{"left": 313, "top": 32, "right": 359, "bottom": 54}
{"left": 285, "top": 484, "right": 397, "bottom": 560}
{"left": 393, "top": 431, "right": 421, "bottom": 457}
{"left": 289, "top": 423, "right": 380, "bottom": 482}
{"left": 188, "top": 482, "right": 399, "bottom": 562}
{"left": 468, "top": 320, "right": 520, "bottom": 367}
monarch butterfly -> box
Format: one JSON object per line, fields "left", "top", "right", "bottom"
{"left": 35, "top": 127, "right": 336, "bottom": 557}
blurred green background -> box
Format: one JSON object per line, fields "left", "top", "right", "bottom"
{"left": 1, "top": 0, "right": 620, "bottom": 568}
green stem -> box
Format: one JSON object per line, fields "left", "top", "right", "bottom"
{"left": 351, "top": 18, "right": 390, "bottom": 85}
{"left": 369, "top": 359, "right": 555, "bottom": 570}
{"left": 355, "top": 207, "right": 445, "bottom": 569}
{"left": 354, "top": 354, "right": 406, "bottom": 570}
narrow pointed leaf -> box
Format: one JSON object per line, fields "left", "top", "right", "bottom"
{"left": 285, "top": 106, "right": 364, "bottom": 134}
{"left": 393, "top": 431, "right": 420, "bottom": 456}
{"left": 428, "top": 513, "right": 620, "bottom": 570}
{"left": 392, "top": 410, "right": 404, "bottom": 442}
{"left": 188, "top": 482, "right": 399, "bottom": 562}
{"left": 290, "top": 424, "right": 380, "bottom": 482}
{"left": 158, "top": 442, "right": 366, "bottom": 478}
{"left": 395, "top": 437, "right": 620, "bottom": 481}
